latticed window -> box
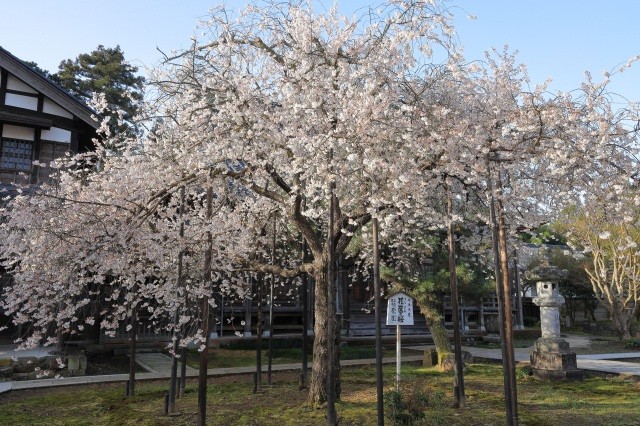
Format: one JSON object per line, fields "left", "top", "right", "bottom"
{"left": 1, "top": 138, "right": 33, "bottom": 171}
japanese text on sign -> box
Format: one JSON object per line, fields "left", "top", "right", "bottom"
{"left": 386, "top": 292, "right": 414, "bottom": 325}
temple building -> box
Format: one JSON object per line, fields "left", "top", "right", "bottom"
{"left": 0, "top": 46, "right": 98, "bottom": 192}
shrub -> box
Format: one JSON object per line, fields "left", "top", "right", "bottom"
{"left": 624, "top": 338, "right": 640, "bottom": 350}
{"left": 523, "top": 316, "right": 540, "bottom": 328}
{"left": 516, "top": 365, "right": 533, "bottom": 380}
{"left": 383, "top": 388, "right": 428, "bottom": 425}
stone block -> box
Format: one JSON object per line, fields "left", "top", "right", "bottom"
{"left": 531, "top": 350, "right": 578, "bottom": 371}
{"left": 67, "top": 353, "right": 87, "bottom": 372}
{"left": 13, "top": 357, "right": 38, "bottom": 374}
{"left": 422, "top": 349, "right": 438, "bottom": 367}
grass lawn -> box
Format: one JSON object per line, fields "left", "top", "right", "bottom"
{"left": 2, "top": 362, "right": 640, "bottom": 425}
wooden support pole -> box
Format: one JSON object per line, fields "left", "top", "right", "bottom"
{"left": 268, "top": 215, "right": 276, "bottom": 386}
{"left": 169, "top": 186, "right": 185, "bottom": 413}
{"left": 372, "top": 218, "right": 384, "bottom": 425}
{"left": 496, "top": 177, "right": 519, "bottom": 425}
{"left": 301, "top": 237, "right": 309, "bottom": 389}
{"left": 487, "top": 159, "right": 519, "bottom": 426}
{"left": 197, "top": 186, "right": 213, "bottom": 426}
{"left": 447, "top": 180, "right": 466, "bottom": 408}
{"left": 326, "top": 177, "right": 337, "bottom": 425}
{"left": 128, "top": 302, "right": 137, "bottom": 397}
{"left": 256, "top": 271, "right": 264, "bottom": 393}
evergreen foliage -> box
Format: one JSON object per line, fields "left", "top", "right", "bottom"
{"left": 54, "top": 45, "right": 145, "bottom": 138}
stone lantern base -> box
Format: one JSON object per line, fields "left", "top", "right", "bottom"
{"left": 530, "top": 337, "right": 585, "bottom": 381}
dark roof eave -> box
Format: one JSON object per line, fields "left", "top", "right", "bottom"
{"left": 0, "top": 46, "right": 100, "bottom": 130}
{"left": 0, "top": 111, "right": 53, "bottom": 128}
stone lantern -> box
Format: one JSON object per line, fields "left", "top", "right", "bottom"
{"left": 525, "top": 247, "right": 584, "bottom": 381}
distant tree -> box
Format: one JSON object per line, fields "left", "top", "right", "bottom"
{"left": 54, "top": 45, "right": 145, "bottom": 139}
{"left": 558, "top": 198, "right": 640, "bottom": 339}
{"left": 23, "top": 61, "right": 55, "bottom": 80}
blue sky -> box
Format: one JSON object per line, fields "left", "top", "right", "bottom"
{"left": 1, "top": 1, "right": 639, "bottom": 100}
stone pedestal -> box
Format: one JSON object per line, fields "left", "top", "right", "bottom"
{"left": 530, "top": 338, "right": 584, "bottom": 381}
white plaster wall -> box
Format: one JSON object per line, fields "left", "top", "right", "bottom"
{"left": 4, "top": 93, "right": 38, "bottom": 110}
{"left": 41, "top": 127, "right": 71, "bottom": 143}
{"left": 43, "top": 98, "right": 73, "bottom": 119}
{"left": 6, "top": 74, "right": 37, "bottom": 93}
{"left": 2, "top": 124, "right": 35, "bottom": 141}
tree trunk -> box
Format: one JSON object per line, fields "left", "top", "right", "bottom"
{"left": 308, "top": 258, "right": 341, "bottom": 405}
{"left": 419, "top": 304, "right": 452, "bottom": 362}
{"left": 605, "top": 299, "right": 633, "bottom": 340}
{"left": 621, "top": 328, "right": 632, "bottom": 340}
{"left": 612, "top": 310, "right": 632, "bottom": 340}
{"left": 447, "top": 182, "right": 466, "bottom": 409}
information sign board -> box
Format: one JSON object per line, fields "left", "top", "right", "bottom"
{"left": 386, "top": 292, "right": 414, "bottom": 326}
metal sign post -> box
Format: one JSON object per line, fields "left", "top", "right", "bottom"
{"left": 386, "top": 292, "right": 414, "bottom": 390}
{"left": 396, "top": 324, "right": 401, "bottom": 390}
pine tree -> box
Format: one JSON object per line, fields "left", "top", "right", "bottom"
{"left": 54, "top": 45, "right": 145, "bottom": 138}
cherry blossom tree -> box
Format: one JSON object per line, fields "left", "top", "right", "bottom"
{"left": 146, "top": 0, "right": 460, "bottom": 405}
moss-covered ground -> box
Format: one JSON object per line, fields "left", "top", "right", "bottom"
{"left": 1, "top": 362, "right": 640, "bottom": 425}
